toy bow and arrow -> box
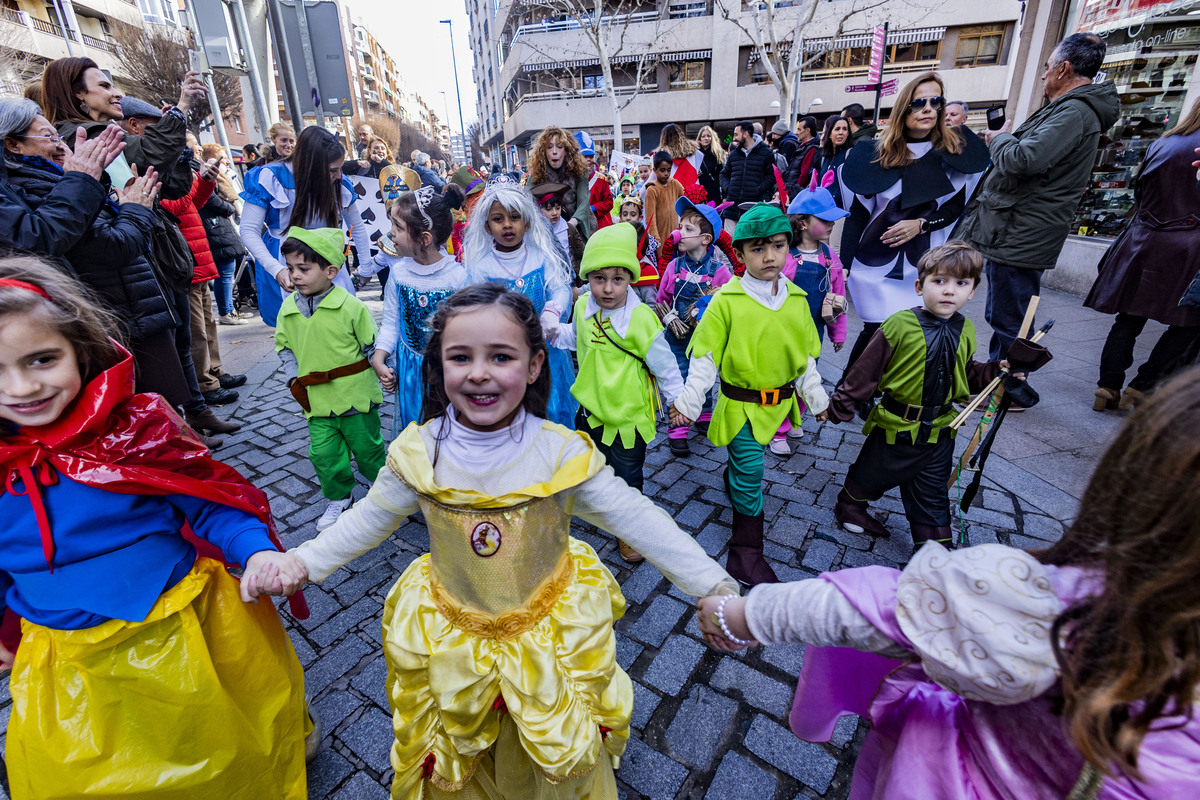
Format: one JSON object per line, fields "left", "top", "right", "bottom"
{"left": 948, "top": 297, "right": 1054, "bottom": 511}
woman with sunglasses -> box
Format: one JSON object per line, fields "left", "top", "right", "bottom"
{"left": 837, "top": 72, "right": 990, "bottom": 385}
{"left": 239, "top": 126, "right": 370, "bottom": 326}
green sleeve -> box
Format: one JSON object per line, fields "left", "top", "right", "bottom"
{"left": 352, "top": 301, "right": 378, "bottom": 347}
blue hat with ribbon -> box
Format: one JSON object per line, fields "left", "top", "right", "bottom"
{"left": 786, "top": 171, "right": 850, "bottom": 222}
{"left": 573, "top": 130, "right": 595, "bottom": 156}
{"left": 674, "top": 195, "right": 722, "bottom": 237}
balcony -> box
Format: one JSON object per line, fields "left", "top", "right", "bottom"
{"left": 82, "top": 33, "right": 117, "bottom": 54}
{"left": 365, "top": 90, "right": 380, "bottom": 106}
{"left": 1, "top": 6, "right": 23, "bottom": 24}
{"left": 362, "top": 66, "right": 375, "bottom": 81}
{"left": 29, "top": 15, "right": 77, "bottom": 40}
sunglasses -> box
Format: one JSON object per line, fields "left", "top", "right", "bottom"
{"left": 907, "top": 96, "right": 946, "bottom": 113}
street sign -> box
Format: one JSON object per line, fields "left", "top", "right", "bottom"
{"left": 880, "top": 78, "right": 898, "bottom": 96}
{"left": 846, "top": 83, "right": 875, "bottom": 92}
{"left": 867, "top": 25, "right": 887, "bottom": 84}
{"left": 847, "top": 78, "right": 899, "bottom": 94}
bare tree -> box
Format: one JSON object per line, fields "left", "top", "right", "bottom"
{"left": 109, "top": 21, "right": 242, "bottom": 132}
{"left": 0, "top": 20, "right": 46, "bottom": 97}
{"left": 357, "top": 113, "right": 449, "bottom": 164}
{"left": 466, "top": 120, "right": 486, "bottom": 167}
{"left": 520, "top": 1, "right": 680, "bottom": 156}
{"left": 715, "top": 0, "right": 920, "bottom": 128}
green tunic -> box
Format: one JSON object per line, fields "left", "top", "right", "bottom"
{"left": 570, "top": 295, "right": 663, "bottom": 448}
{"left": 865, "top": 309, "right": 978, "bottom": 445}
{"left": 275, "top": 286, "right": 384, "bottom": 419}
{"left": 686, "top": 277, "right": 822, "bottom": 447}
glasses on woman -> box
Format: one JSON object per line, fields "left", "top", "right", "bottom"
{"left": 19, "top": 133, "right": 64, "bottom": 145}
{"left": 907, "top": 96, "right": 946, "bottom": 113}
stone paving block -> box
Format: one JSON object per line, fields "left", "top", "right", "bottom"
{"left": 770, "top": 561, "right": 809, "bottom": 583}
{"left": 745, "top": 714, "right": 838, "bottom": 793}
{"left": 763, "top": 495, "right": 785, "bottom": 520}
{"left": 695, "top": 522, "right": 730, "bottom": 556}
{"left": 297, "top": 586, "right": 342, "bottom": 629}
{"left": 701, "top": 487, "right": 730, "bottom": 505}
{"left": 334, "top": 562, "right": 398, "bottom": 606}
{"left": 767, "top": 483, "right": 818, "bottom": 505}
{"left": 332, "top": 772, "right": 390, "bottom": 800}
{"left": 842, "top": 548, "right": 897, "bottom": 569}
{"left": 343, "top": 539, "right": 400, "bottom": 573}
{"left": 239, "top": 448, "right": 273, "bottom": 467}
{"left": 307, "top": 747, "right": 354, "bottom": 799}
{"left": 760, "top": 642, "right": 806, "bottom": 677}
{"left": 615, "top": 632, "right": 644, "bottom": 671}
{"left": 786, "top": 500, "right": 837, "bottom": 527}
{"left": 815, "top": 522, "right": 871, "bottom": 551}
{"left": 621, "top": 560, "right": 665, "bottom": 604}
{"left": 710, "top": 658, "right": 792, "bottom": 717}
{"left": 284, "top": 499, "right": 325, "bottom": 528}
{"left": 616, "top": 736, "right": 688, "bottom": 800}
{"left": 763, "top": 539, "right": 797, "bottom": 565}
{"left": 831, "top": 714, "right": 859, "bottom": 748}
{"left": 350, "top": 656, "right": 390, "bottom": 710}
{"left": 962, "top": 506, "right": 1020, "bottom": 532}
{"left": 705, "top": 752, "right": 778, "bottom": 800}
{"left": 286, "top": 459, "right": 319, "bottom": 481}
{"left": 1020, "top": 513, "right": 1064, "bottom": 542}
{"left": 288, "top": 627, "right": 318, "bottom": 667}
{"left": 270, "top": 474, "right": 312, "bottom": 500}
{"left": 1010, "top": 533, "right": 1049, "bottom": 551}
{"left": 305, "top": 635, "right": 373, "bottom": 695}
{"left": 982, "top": 490, "right": 1016, "bottom": 514}
{"left": 688, "top": 468, "right": 727, "bottom": 490}
{"left": 664, "top": 686, "right": 738, "bottom": 769}
{"left": 675, "top": 500, "right": 715, "bottom": 530}
{"left": 627, "top": 595, "right": 687, "bottom": 647}
{"left": 966, "top": 526, "right": 999, "bottom": 545}
{"left": 396, "top": 521, "right": 430, "bottom": 550}
{"left": 767, "top": 515, "right": 813, "bottom": 548}
{"left": 340, "top": 706, "right": 395, "bottom": 773}
{"left": 630, "top": 681, "right": 661, "bottom": 730}
{"left": 642, "top": 636, "right": 706, "bottom": 695}
{"left": 802, "top": 539, "right": 839, "bottom": 572}
{"left": 661, "top": 478, "right": 699, "bottom": 505}
{"left": 871, "top": 533, "right": 914, "bottom": 565}
{"left": 315, "top": 690, "right": 364, "bottom": 734}
{"left": 652, "top": 461, "right": 689, "bottom": 487}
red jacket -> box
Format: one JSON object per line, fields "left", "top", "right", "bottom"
{"left": 588, "top": 169, "right": 613, "bottom": 230}
{"left": 161, "top": 174, "right": 217, "bottom": 283}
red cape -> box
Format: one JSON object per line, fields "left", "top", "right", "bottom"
{"left": 0, "top": 349, "right": 309, "bottom": 649}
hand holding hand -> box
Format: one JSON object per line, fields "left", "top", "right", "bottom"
{"left": 371, "top": 350, "right": 397, "bottom": 392}
{"left": 668, "top": 405, "right": 692, "bottom": 428}
{"left": 176, "top": 70, "right": 207, "bottom": 113}
{"left": 815, "top": 410, "right": 830, "bottom": 422}
{"left": 63, "top": 125, "right": 126, "bottom": 180}
{"left": 241, "top": 550, "right": 309, "bottom": 603}
{"left": 119, "top": 166, "right": 160, "bottom": 207}
{"left": 696, "top": 595, "right": 756, "bottom": 652}
{"left": 881, "top": 218, "right": 922, "bottom": 248}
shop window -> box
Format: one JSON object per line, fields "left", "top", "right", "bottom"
{"left": 888, "top": 41, "right": 939, "bottom": 64}
{"left": 669, "top": 60, "right": 704, "bottom": 90}
{"left": 808, "top": 46, "right": 871, "bottom": 71}
{"left": 749, "top": 58, "right": 773, "bottom": 84}
{"left": 582, "top": 74, "right": 605, "bottom": 90}
{"left": 955, "top": 25, "right": 1005, "bottom": 67}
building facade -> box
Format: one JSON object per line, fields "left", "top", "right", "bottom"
{"left": 467, "top": 0, "right": 1027, "bottom": 165}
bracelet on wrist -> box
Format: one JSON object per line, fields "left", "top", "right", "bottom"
{"left": 714, "top": 595, "right": 754, "bottom": 647}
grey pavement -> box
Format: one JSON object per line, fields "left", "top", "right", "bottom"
{"left": 0, "top": 277, "right": 1169, "bottom": 799}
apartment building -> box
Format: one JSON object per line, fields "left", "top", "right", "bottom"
{"left": 467, "top": 0, "right": 1026, "bottom": 163}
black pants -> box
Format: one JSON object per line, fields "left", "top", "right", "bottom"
{"left": 846, "top": 429, "right": 954, "bottom": 528}
{"left": 984, "top": 259, "right": 1042, "bottom": 360}
{"left": 1098, "top": 313, "right": 1200, "bottom": 392}
{"left": 577, "top": 409, "right": 647, "bottom": 491}
{"left": 130, "top": 328, "right": 190, "bottom": 407}
{"left": 170, "top": 288, "right": 208, "bottom": 413}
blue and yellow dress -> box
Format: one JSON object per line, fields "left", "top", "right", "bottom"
{"left": 292, "top": 411, "right": 736, "bottom": 799}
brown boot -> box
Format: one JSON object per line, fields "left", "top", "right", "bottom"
{"left": 834, "top": 487, "right": 891, "bottom": 537}
{"left": 911, "top": 524, "right": 954, "bottom": 549}
{"left": 617, "top": 540, "right": 644, "bottom": 563}
{"left": 186, "top": 407, "right": 243, "bottom": 435}
{"left": 198, "top": 432, "right": 224, "bottom": 450}
{"left": 1118, "top": 386, "right": 1146, "bottom": 411}
{"left": 726, "top": 510, "right": 778, "bottom": 587}
{"left": 1093, "top": 387, "right": 1119, "bottom": 412}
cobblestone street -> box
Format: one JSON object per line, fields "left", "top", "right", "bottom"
{"left": 0, "top": 280, "right": 1163, "bottom": 799}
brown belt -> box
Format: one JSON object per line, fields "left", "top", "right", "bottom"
{"left": 719, "top": 379, "right": 795, "bottom": 407}
{"left": 289, "top": 358, "right": 371, "bottom": 413}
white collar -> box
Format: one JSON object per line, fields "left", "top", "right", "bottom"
{"left": 440, "top": 405, "right": 541, "bottom": 471}
{"left": 739, "top": 273, "right": 789, "bottom": 311}
{"left": 405, "top": 250, "right": 458, "bottom": 277}
{"left": 581, "top": 290, "right": 640, "bottom": 337}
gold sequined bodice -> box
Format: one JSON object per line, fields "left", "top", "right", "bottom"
{"left": 417, "top": 494, "right": 573, "bottom": 634}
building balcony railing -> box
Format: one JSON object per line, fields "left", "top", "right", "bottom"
{"left": 797, "top": 59, "right": 940, "bottom": 82}
{"left": 1, "top": 6, "right": 23, "bottom": 24}
{"left": 30, "top": 16, "right": 78, "bottom": 40}
{"left": 512, "top": 10, "right": 660, "bottom": 42}
{"left": 510, "top": 83, "right": 657, "bottom": 114}
{"left": 82, "top": 33, "right": 117, "bottom": 53}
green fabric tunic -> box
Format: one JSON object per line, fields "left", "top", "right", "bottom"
{"left": 865, "top": 309, "right": 978, "bottom": 445}
{"left": 570, "top": 295, "right": 663, "bottom": 448}
{"left": 686, "top": 277, "right": 821, "bottom": 447}
{"left": 275, "top": 286, "right": 384, "bottom": 419}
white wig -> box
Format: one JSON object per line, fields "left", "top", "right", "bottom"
{"left": 462, "top": 182, "right": 573, "bottom": 299}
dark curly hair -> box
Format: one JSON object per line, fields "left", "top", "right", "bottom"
{"left": 421, "top": 283, "right": 551, "bottom": 429}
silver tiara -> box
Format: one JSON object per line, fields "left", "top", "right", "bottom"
{"left": 413, "top": 186, "right": 435, "bottom": 229}
{"left": 487, "top": 172, "right": 519, "bottom": 186}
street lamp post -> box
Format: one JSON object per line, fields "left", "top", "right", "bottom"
{"left": 439, "top": 19, "right": 467, "bottom": 159}
{"left": 439, "top": 90, "right": 453, "bottom": 162}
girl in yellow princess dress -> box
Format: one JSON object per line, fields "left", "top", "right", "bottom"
{"left": 256, "top": 282, "right": 738, "bottom": 799}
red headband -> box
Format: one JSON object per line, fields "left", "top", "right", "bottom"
{"left": 0, "top": 278, "right": 52, "bottom": 300}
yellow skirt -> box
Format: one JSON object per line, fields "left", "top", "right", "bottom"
{"left": 7, "top": 557, "right": 308, "bottom": 800}
{"left": 383, "top": 538, "right": 628, "bottom": 800}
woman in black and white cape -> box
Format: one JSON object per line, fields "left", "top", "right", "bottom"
{"left": 838, "top": 71, "right": 990, "bottom": 375}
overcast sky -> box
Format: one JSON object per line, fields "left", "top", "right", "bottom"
{"left": 348, "top": 0, "right": 479, "bottom": 133}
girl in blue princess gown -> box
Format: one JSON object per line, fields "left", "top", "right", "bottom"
{"left": 462, "top": 178, "right": 578, "bottom": 427}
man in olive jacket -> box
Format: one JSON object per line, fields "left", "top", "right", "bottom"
{"left": 960, "top": 33, "right": 1119, "bottom": 359}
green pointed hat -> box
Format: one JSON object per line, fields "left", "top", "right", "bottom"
{"left": 283, "top": 227, "right": 346, "bottom": 267}
{"left": 731, "top": 202, "right": 792, "bottom": 245}
{"left": 579, "top": 222, "right": 640, "bottom": 280}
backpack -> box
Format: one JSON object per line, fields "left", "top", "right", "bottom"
{"left": 150, "top": 206, "right": 196, "bottom": 291}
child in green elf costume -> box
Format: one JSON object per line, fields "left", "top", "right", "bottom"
{"left": 275, "top": 227, "right": 386, "bottom": 533}
{"left": 671, "top": 203, "right": 828, "bottom": 586}
{"left": 553, "top": 222, "right": 684, "bottom": 563}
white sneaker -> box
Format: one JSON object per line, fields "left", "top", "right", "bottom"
{"left": 786, "top": 426, "right": 804, "bottom": 439}
{"left": 316, "top": 498, "right": 353, "bottom": 531}
{"left": 218, "top": 313, "right": 247, "bottom": 326}
{"left": 768, "top": 437, "right": 791, "bottom": 456}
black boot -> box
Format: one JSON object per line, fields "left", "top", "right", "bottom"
{"left": 911, "top": 524, "right": 954, "bottom": 549}
{"left": 726, "top": 509, "right": 779, "bottom": 587}
{"left": 834, "top": 482, "right": 891, "bottom": 537}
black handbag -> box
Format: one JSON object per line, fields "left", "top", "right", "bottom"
{"left": 150, "top": 206, "right": 196, "bottom": 291}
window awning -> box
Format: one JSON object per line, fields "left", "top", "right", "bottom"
{"left": 521, "top": 50, "right": 707, "bottom": 71}
{"left": 661, "top": 49, "right": 711, "bottom": 62}
{"left": 802, "top": 26, "right": 946, "bottom": 52}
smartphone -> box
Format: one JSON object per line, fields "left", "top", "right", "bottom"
{"left": 986, "top": 105, "right": 1006, "bottom": 131}
{"left": 187, "top": 48, "right": 202, "bottom": 75}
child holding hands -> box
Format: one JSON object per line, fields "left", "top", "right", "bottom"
{"left": 0, "top": 257, "right": 309, "bottom": 799}
{"left": 699, "top": 366, "right": 1200, "bottom": 799}
{"left": 553, "top": 223, "right": 684, "bottom": 562}
{"left": 260, "top": 284, "right": 737, "bottom": 800}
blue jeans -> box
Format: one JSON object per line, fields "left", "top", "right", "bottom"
{"left": 984, "top": 259, "right": 1042, "bottom": 361}
{"left": 214, "top": 259, "right": 236, "bottom": 316}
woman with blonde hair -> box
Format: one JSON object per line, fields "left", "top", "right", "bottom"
{"left": 696, "top": 124, "right": 725, "bottom": 203}
{"left": 260, "top": 122, "right": 296, "bottom": 164}
{"left": 837, "top": 71, "right": 989, "bottom": 381}
{"left": 657, "top": 122, "right": 702, "bottom": 190}
{"left": 528, "top": 124, "right": 592, "bottom": 237}
{"left": 1086, "top": 95, "right": 1200, "bottom": 411}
